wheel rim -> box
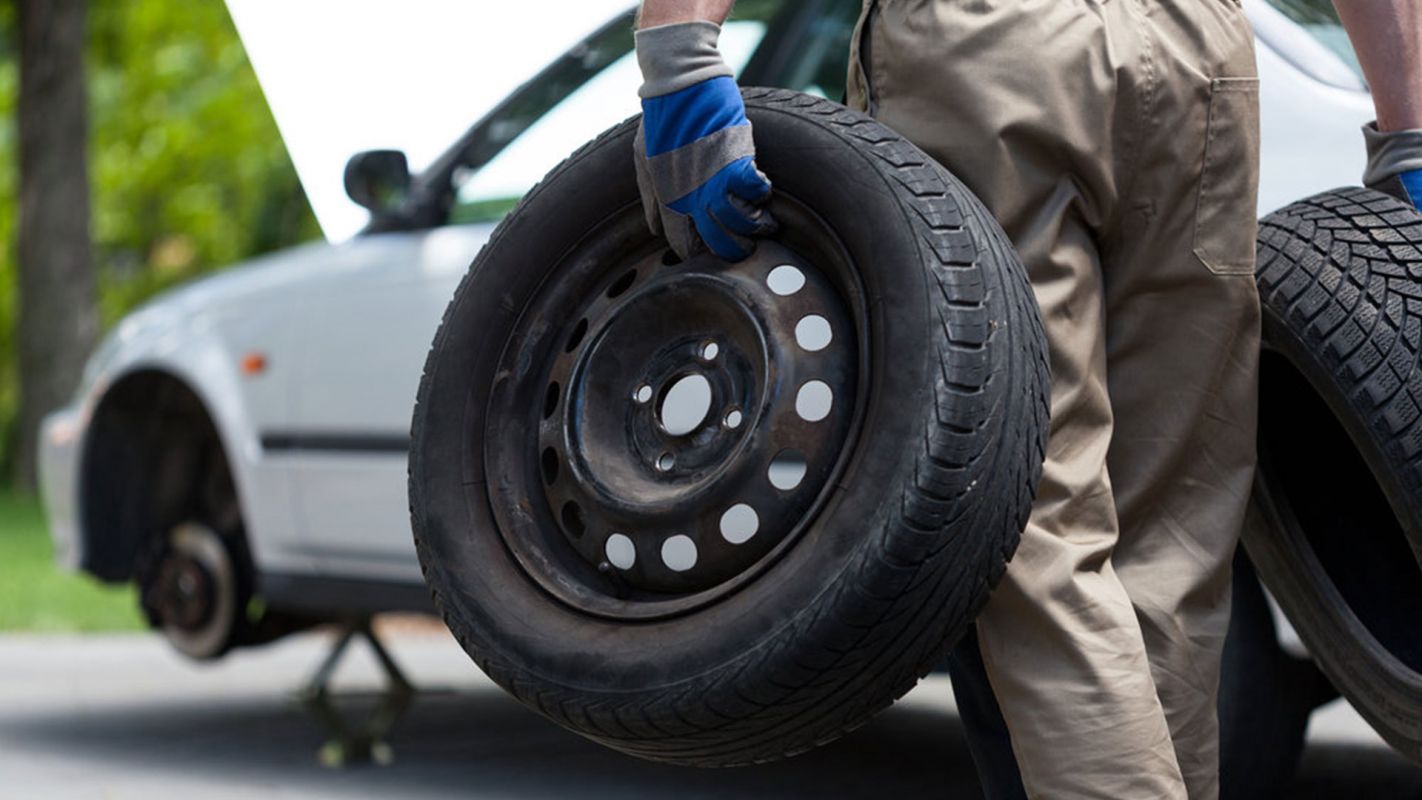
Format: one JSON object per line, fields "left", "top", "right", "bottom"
{"left": 484, "top": 197, "right": 867, "bottom": 619}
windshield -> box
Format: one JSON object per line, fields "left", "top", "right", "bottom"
{"left": 1261, "top": 0, "right": 1364, "bottom": 86}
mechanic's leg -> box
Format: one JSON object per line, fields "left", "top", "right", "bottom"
{"left": 1103, "top": 3, "right": 1261, "bottom": 797}
{"left": 849, "top": 1, "right": 1185, "bottom": 796}
{"left": 947, "top": 630, "right": 1026, "bottom": 800}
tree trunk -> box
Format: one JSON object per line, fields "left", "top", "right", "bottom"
{"left": 14, "top": 0, "right": 98, "bottom": 491}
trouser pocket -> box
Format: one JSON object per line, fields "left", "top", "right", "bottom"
{"left": 1193, "top": 77, "right": 1260, "bottom": 276}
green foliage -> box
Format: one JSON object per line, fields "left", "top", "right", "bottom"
{"left": 0, "top": 0, "right": 321, "bottom": 483}
{"left": 0, "top": 491, "right": 145, "bottom": 631}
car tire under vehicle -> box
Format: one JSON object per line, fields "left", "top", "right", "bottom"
{"left": 408, "top": 88, "right": 1049, "bottom": 766}
{"left": 1248, "top": 186, "right": 1422, "bottom": 764}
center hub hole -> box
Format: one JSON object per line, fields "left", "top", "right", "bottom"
{"left": 659, "top": 373, "right": 713, "bottom": 436}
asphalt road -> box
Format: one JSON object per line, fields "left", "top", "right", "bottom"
{"left": 1, "top": 627, "right": 1419, "bottom": 799}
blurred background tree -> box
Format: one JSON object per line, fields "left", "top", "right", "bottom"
{"left": 0, "top": 0, "right": 320, "bottom": 491}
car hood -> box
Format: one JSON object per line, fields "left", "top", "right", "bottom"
{"left": 225, "top": 0, "right": 634, "bottom": 243}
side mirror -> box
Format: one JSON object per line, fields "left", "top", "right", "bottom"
{"left": 344, "top": 149, "right": 411, "bottom": 213}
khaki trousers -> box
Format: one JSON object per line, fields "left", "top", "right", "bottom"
{"left": 847, "top": 1, "right": 1261, "bottom": 797}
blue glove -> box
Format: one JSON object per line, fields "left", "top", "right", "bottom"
{"left": 1362, "top": 123, "right": 1422, "bottom": 209}
{"left": 1399, "top": 169, "right": 1422, "bottom": 208}
{"left": 634, "top": 22, "right": 776, "bottom": 261}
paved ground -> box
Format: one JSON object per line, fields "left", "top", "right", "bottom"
{"left": 1, "top": 627, "right": 1419, "bottom": 799}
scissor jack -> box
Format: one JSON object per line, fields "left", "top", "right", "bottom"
{"left": 298, "top": 616, "right": 415, "bottom": 767}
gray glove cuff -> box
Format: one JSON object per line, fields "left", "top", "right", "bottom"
{"left": 1362, "top": 121, "right": 1422, "bottom": 186}
{"left": 636, "top": 21, "right": 734, "bottom": 99}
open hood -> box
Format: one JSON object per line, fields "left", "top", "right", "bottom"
{"left": 226, "top": 0, "right": 634, "bottom": 242}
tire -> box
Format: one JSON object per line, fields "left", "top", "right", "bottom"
{"left": 409, "top": 88, "right": 1049, "bottom": 766}
{"left": 1247, "top": 186, "right": 1422, "bottom": 764}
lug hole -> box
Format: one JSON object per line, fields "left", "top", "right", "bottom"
{"left": 796, "top": 380, "right": 834, "bottom": 422}
{"left": 656, "top": 452, "right": 676, "bottom": 472}
{"left": 700, "top": 341, "right": 720, "bottom": 361}
{"left": 767, "top": 265, "right": 806, "bottom": 296}
{"left": 662, "top": 535, "right": 698, "bottom": 572}
{"left": 607, "top": 269, "right": 637, "bottom": 299}
{"left": 795, "top": 315, "right": 833, "bottom": 352}
{"left": 605, "top": 533, "right": 636, "bottom": 570}
{"left": 720, "top": 504, "right": 759, "bottom": 544}
{"left": 543, "top": 381, "right": 560, "bottom": 419}
{"left": 560, "top": 501, "right": 585, "bottom": 537}
{"left": 634, "top": 384, "right": 653, "bottom": 404}
{"left": 565, "top": 318, "right": 589, "bottom": 353}
{"left": 768, "top": 450, "right": 808, "bottom": 491}
{"left": 541, "top": 447, "right": 560, "bottom": 485}
{"left": 723, "top": 408, "right": 744, "bottom": 430}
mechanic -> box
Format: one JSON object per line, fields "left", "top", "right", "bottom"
{"left": 631, "top": 1, "right": 1422, "bottom": 797}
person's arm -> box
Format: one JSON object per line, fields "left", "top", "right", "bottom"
{"left": 632, "top": 0, "right": 775, "bottom": 261}
{"left": 639, "top": 0, "right": 735, "bottom": 28}
{"left": 1334, "top": 0, "right": 1422, "bottom": 205}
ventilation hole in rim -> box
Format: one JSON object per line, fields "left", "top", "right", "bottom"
{"left": 543, "top": 381, "right": 560, "bottom": 419}
{"left": 662, "top": 535, "right": 698, "bottom": 572}
{"left": 768, "top": 450, "right": 808, "bottom": 490}
{"left": 796, "top": 380, "right": 834, "bottom": 422}
{"left": 795, "top": 315, "right": 833, "bottom": 352}
{"left": 701, "top": 341, "right": 720, "bottom": 361}
{"left": 605, "top": 533, "right": 636, "bottom": 570}
{"left": 660, "top": 374, "right": 712, "bottom": 436}
{"left": 634, "top": 384, "right": 653, "bottom": 404}
{"left": 720, "top": 504, "right": 759, "bottom": 544}
{"left": 541, "top": 447, "right": 560, "bottom": 485}
{"left": 607, "top": 269, "right": 637, "bottom": 299}
{"left": 767, "top": 265, "right": 806, "bottom": 296}
{"left": 662, "top": 250, "right": 683, "bottom": 266}
{"left": 656, "top": 452, "right": 676, "bottom": 472}
{"left": 724, "top": 408, "right": 744, "bottom": 429}
{"left": 565, "top": 318, "right": 589, "bottom": 353}
{"left": 560, "top": 501, "right": 586, "bottom": 537}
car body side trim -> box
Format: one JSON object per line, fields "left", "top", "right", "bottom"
{"left": 260, "top": 432, "right": 410, "bottom": 454}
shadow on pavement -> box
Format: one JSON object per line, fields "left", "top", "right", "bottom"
{"left": 7, "top": 684, "right": 1422, "bottom": 798}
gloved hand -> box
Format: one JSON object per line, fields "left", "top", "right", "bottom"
{"left": 634, "top": 21, "right": 776, "bottom": 261}
{"left": 1362, "top": 123, "right": 1422, "bottom": 209}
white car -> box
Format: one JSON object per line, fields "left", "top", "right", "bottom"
{"left": 39, "top": 2, "right": 1370, "bottom": 653}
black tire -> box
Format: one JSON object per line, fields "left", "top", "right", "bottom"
{"left": 409, "top": 88, "right": 1049, "bottom": 766}
{"left": 1248, "top": 186, "right": 1422, "bottom": 764}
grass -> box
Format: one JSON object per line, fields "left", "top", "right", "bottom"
{"left": 0, "top": 491, "right": 146, "bottom": 632}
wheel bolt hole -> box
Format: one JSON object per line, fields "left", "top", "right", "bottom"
{"left": 565, "top": 318, "right": 589, "bottom": 353}
{"left": 795, "top": 315, "right": 833, "bottom": 352}
{"left": 560, "top": 501, "right": 585, "bottom": 538}
{"left": 543, "top": 381, "right": 560, "bottom": 420}
{"left": 796, "top": 380, "right": 834, "bottom": 422}
{"left": 656, "top": 452, "right": 676, "bottom": 472}
{"left": 769, "top": 450, "right": 808, "bottom": 491}
{"left": 720, "top": 504, "right": 759, "bottom": 544}
{"left": 607, "top": 269, "right": 637, "bottom": 299}
{"left": 700, "top": 341, "right": 719, "bottom": 361}
{"left": 605, "top": 533, "right": 636, "bottom": 570}
{"left": 541, "top": 447, "right": 560, "bottom": 485}
{"left": 724, "top": 409, "right": 744, "bottom": 430}
{"left": 767, "top": 265, "right": 806, "bottom": 296}
{"left": 634, "top": 384, "right": 653, "bottom": 404}
{"left": 662, "top": 535, "right": 698, "bottom": 572}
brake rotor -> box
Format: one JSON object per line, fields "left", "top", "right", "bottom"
{"left": 152, "top": 522, "right": 239, "bottom": 659}
{"left": 486, "top": 205, "right": 863, "bottom": 618}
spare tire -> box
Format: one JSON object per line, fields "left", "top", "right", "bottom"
{"left": 408, "top": 88, "right": 1049, "bottom": 765}
{"left": 1248, "top": 186, "right": 1422, "bottom": 763}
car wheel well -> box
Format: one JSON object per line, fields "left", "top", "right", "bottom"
{"left": 79, "top": 369, "right": 244, "bottom": 583}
